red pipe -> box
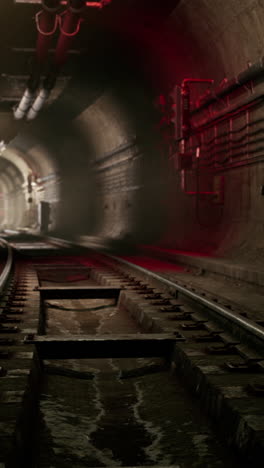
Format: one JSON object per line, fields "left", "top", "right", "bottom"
{"left": 181, "top": 79, "right": 214, "bottom": 140}
{"left": 35, "top": 0, "right": 61, "bottom": 66}
{"left": 53, "top": 0, "right": 110, "bottom": 70}
{"left": 53, "top": 0, "right": 86, "bottom": 70}
{"left": 24, "top": 0, "right": 111, "bottom": 120}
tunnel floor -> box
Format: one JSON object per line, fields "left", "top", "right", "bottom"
{"left": 34, "top": 278, "right": 241, "bottom": 467}
{"left": 0, "top": 236, "right": 257, "bottom": 467}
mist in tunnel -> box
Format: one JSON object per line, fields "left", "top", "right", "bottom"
{"left": 2, "top": 0, "right": 264, "bottom": 262}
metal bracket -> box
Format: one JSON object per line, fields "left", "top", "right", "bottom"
{"left": 181, "top": 322, "right": 207, "bottom": 331}
{"left": 151, "top": 299, "right": 172, "bottom": 306}
{"left": 168, "top": 313, "right": 193, "bottom": 321}
{"left": 136, "top": 289, "right": 154, "bottom": 294}
{"left": 144, "top": 294, "right": 163, "bottom": 300}
{"left": 160, "top": 306, "right": 183, "bottom": 313}
{"left": 225, "top": 361, "right": 264, "bottom": 373}
{"left": 195, "top": 332, "right": 223, "bottom": 342}
{"left": 206, "top": 344, "right": 238, "bottom": 355}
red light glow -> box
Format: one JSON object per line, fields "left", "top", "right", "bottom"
{"left": 140, "top": 245, "right": 216, "bottom": 259}
{"left": 117, "top": 255, "right": 185, "bottom": 273}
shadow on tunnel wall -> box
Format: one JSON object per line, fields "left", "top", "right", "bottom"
{"left": 16, "top": 25, "right": 170, "bottom": 250}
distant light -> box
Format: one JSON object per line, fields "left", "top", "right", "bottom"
{"left": 0, "top": 141, "right": 6, "bottom": 153}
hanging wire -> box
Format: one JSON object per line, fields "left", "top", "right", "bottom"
{"left": 59, "top": 11, "right": 83, "bottom": 37}
{"left": 35, "top": 10, "right": 60, "bottom": 36}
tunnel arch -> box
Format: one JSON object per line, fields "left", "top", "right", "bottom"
{"left": 2, "top": 148, "right": 32, "bottom": 181}
{"left": 1, "top": 139, "right": 59, "bottom": 231}
{"left": 7, "top": 64, "right": 167, "bottom": 244}
{"left": 0, "top": 156, "right": 27, "bottom": 229}
{"left": 4, "top": 0, "right": 264, "bottom": 261}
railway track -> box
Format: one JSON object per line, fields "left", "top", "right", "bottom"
{"left": 0, "top": 234, "right": 263, "bottom": 467}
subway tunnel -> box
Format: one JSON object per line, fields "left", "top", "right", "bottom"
{"left": 0, "top": 0, "right": 263, "bottom": 261}
{"left": 0, "top": 1, "right": 264, "bottom": 467}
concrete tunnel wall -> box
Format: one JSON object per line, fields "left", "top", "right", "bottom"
{"left": 4, "top": 0, "right": 264, "bottom": 263}
{"left": 161, "top": 0, "right": 264, "bottom": 263}
{"left": 0, "top": 157, "right": 27, "bottom": 229}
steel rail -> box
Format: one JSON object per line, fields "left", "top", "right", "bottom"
{"left": 39, "top": 235, "right": 264, "bottom": 343}
{"left": 109, "top": 255, "right": 264, "bottom": 343}
{"left": 0, "top": 238, "right": 13, "bottom": 294}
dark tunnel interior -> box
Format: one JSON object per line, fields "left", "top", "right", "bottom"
{"left": 0, "top": 0, "right": 264, "bottom": 261}
{"left": 1, "top": 2, "right": 264, "bottom": 467}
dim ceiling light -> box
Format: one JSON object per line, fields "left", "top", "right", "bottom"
{"left": 0, "top": 141, "right": 6, "bottom": 153}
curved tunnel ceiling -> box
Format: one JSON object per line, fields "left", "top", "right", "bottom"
{"left": 0, "top": 157, "right": 24, "bottom": 187}
{"left": 3, "top": 0, "right": 263, "bottom": 150}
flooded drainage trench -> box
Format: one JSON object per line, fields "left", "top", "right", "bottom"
{"left": 31, "top": 267, "right": 240, "bottom": 468}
